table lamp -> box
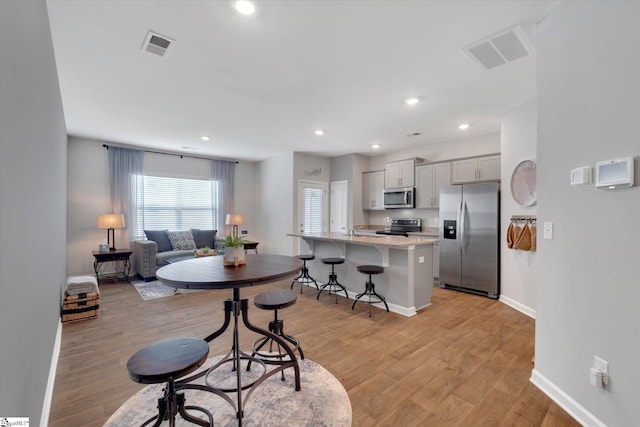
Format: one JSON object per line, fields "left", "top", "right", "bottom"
{"left": 225, "top": 213, "right": 244, "bottom": 238}
{"left": 98, "top": 213, "right": 125, "bottom": 251}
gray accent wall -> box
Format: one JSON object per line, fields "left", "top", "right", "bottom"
{"left": 0, "top": 0, "right": 68, "bottom": 423}
{"left": 534, "top": 1, "right": 640, "bottom": 425}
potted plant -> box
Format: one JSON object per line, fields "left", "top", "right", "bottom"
{"left": 224, "top": 235, "right": 246, "bottom": 266}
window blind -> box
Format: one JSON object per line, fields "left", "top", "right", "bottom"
{"left": 135, "top": 175, "right": 217, "bottom": 239}
{"left": 303, "top": 187, "right": 323, "bottom": 233}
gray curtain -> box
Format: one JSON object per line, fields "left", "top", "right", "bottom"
{"left": 108, "top": 147, "right": 144, "bottom": 246}
{"left": 211, "top": 160, "right": 235, "bottom": 233}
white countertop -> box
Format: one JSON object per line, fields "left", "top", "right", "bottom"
{"left": 288, "top": 231, "right": 438, "bottom": 247}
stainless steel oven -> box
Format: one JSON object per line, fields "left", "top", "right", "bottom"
{"left": 383, "top": 187, "right": 415, "bottom": 209}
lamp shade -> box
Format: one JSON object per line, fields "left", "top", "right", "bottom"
{"left": 97, "top": 213, "right": 125, "bottom": 229}
{"left": 225, "top": 214, "right": 244, "bottom": 225}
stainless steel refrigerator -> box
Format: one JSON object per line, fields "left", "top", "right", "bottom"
{"left": 439, "top": 182, "right": 499, "bottom": 298}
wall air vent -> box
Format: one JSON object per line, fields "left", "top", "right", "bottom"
{"left": 463, "top": 26, "right": 533, "bottom": 71}
{"left": 141, "top": 31, "right": 174, "bottom": 58}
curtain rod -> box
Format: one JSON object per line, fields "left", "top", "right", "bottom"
{"left": 102, "top": 144, "right": 238, "bottom": 163}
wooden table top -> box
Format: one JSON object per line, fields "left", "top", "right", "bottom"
{"left": 156, "top": 254, "right": 303, "bottom": 290}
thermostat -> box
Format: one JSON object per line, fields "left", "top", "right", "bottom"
{"left": 595, "top": 157, "right": 634, "bottom": 189}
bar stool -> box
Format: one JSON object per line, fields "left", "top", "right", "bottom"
{"left": 290, "top": 254, "right": 319, "bottom": 294}
{"left": 250, "top": 290, "right": 304, "bottom": 380}
{"left": 126, "top": 337, "right": 214, "bottom": 426}
{"left": 316, "top": 257, "right": 348, "bottom": 303}
{"left": 352, "top": 265, "right": 389, "bottom": 317}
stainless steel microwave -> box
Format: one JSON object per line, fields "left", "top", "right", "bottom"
{"left": 383, "top": 187, "right": 415, "bottom": 209}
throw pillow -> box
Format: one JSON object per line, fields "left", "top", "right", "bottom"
{"left": 191, "top": 229, "right": 217, "bottom": 249}
{"left": 144, "top": 230, "right": 172, "bottom": 252}
{"left": 167, "top": 230, "right": 197, "bottom": 250}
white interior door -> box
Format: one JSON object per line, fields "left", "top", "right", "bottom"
{"left": 298, "top": 180, "right": 328, "bottom": 233}
{"left": 330, "top": 180, "right": 348, "bottom": 233}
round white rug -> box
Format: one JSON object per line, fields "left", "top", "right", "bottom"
{"left": 105, "top": 355, "right": 351, "bottom": 426}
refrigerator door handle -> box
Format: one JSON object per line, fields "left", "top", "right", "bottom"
{"left": 456, "top": 200, "right": 463, "bottom": 254}
{"left": 460, "top": 200, "right": 467, "bottom": 254}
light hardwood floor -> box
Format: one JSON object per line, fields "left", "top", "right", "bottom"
{"left": 49, "top": 279, "right": 579, "bottom": 426}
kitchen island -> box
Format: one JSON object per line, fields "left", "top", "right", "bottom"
{"left": 287, "top": 232, "right": 438, "bottom": 317}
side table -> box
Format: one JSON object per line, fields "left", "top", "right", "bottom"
{"left": 92, "top": 249, "right": 132, "bottom": 283}
{"left": 243, "top": 241, "right": 259, "bottom": 254}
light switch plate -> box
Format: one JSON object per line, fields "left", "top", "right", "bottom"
{"left": 543, "top": 222, "right": 553, "bottom": 240}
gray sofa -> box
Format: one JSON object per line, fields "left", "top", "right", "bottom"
{"left": 133, "top": 229, "right": 223, "bottom": 281}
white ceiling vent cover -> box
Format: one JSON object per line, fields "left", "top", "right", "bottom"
{"left": 464, "top": 26, "right": 533, "bottom": 71}
{"left": 142, "top": 31, "right": 175, "bottom": 58}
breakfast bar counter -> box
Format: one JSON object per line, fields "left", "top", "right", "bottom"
{"left": 287, "top": 232, "right": 438, "bottom": 317}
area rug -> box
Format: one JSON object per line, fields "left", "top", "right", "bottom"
{"left": 132, "top": 280, "right": 200, "bottom": 300}
{"left": 105, "top": 354, "right": 352, "bottom": 426}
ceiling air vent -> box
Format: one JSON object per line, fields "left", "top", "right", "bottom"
{"left": 141, "top": 31, "right": 174, "bottom": 58}
{"left": 464, "top": 26, "right": 533, "bottom": 71}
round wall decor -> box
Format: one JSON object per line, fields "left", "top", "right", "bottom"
{"left": 510, "top": 160, "right": 537, "bottom": 206}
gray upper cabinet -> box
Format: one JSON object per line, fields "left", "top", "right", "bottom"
{"left": 416, "top": 162, "right": 451, "bottom": 209}
{"left": 362, "top": 170, "right": 385, "bottom": 210}
{"left": 451, "top": 154, "right": 500, "bottom": 184}
{"left": 384, "top": 159, "right": 416, "bottom": 188}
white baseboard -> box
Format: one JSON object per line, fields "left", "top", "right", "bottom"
{"left": 530, "top": 369, "right": 606, "bottom": 427}
{"left": 499, "top": 294, "right": 536, "bottom": 319}
{"left": 41, "top": 320, "right": 62, "bottom": 427}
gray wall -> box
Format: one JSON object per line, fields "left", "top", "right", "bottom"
{"left": 330, "top": 154, "right": 355, "bottom": 228}
{"left": 0, "top": 0, "right": 68, "bottom": 424}
{"left": 330, "top": 153, "right": 372, "bottom": 228}
{"left": 257, "top": 153, "right": 294, "bottom": 255}
{"left": 500, "top": 100, "right": 537, "bottom": 316}
{"left": 533, "top": 2, "right": 640, "bottom": 425}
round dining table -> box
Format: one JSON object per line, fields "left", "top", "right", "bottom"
{"left": 156, "top": 253, "right": 303, "bottom": 426}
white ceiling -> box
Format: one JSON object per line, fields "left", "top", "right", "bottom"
{"left": 46, "top": 0, "right": 558, "bottom": 162}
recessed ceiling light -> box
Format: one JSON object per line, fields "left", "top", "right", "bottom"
{"left": 234, "top": 1, "right": 255, "bottom": 15}
{"left": 314, "top": 129, "right": 325, "bottom": 136}
{"left": 458, "top": 123, "right": 470, "bottom": 130}
{"left": 200, "top": 136, "right": 210, "bottom": 141}
{"left": 404, "top": 97, "right": 420, "bottom": 106}
{"left": 372, "top": 144, "right": 380, "bottom": 150}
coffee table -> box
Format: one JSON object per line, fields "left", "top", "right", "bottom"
{"left": 155, "top": 254, "right": 303, "bottom": 426}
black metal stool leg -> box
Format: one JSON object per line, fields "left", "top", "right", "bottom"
{"left": 290, "top": 261, "right": 319, "bottom": 293}
{"left": 352, "top": 273, "right": 389, "bottom": 317}
{"left": 248, "top": 307, "right": 304, "bottom": 383}
{"left": 141, "top": 377, "right": 213, "bottom": 427}
{"left": 316, "top": 264, "right": 348, "bottom": 303}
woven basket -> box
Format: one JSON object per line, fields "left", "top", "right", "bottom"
{"left": 62, "top": 291, "right": 100, "bottom": 323}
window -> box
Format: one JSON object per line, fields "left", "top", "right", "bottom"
{"left": 135, "top": 175, "right": 218, "bottom": 239}
{"left": 303, "top": 187, "right": 324, "bottom": 233}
